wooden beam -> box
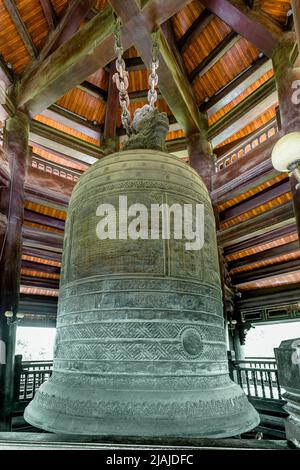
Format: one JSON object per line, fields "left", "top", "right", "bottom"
{"left": 201, "top": 0, "right": 284, "bottom": 57}
{"left": 125, "top": 57, "right": 145, "bottom": 71}
{"left": 18, "top": 6, "right": 117, "bottom": 116}
{"left": 77, "top": 81, "right": 107, "bottom": 102}
{"left": 39, "top": 0, "right": 57, "bottom": 30}
{"left": 25, "top": 167, "right": 73, "bottom": 208}
{"left": 228, "top": 240, "right": 300, "bottom": 270}
{"left": 236, "top": 284, "right": 300, "bottom": 309}
{"left": 224, "top": 224, "right": 297, "bottom": 256}
{"left": 110, "top": 0, "right": 205, "bottom": 135}
{"left": 209, "top": 78, "right": 278, "bottom": 147}
{"left": 231, "top": 259, "right": 300, "bottom": 283}
{"left": 202, "top": 56, "right": 272, "bottom": 118}
{"left": 22, "top": 246, "right": 62, "bottom": 263}
{"left": 178, "top": 9, "right": 214, "bottom": 53}
{"left": 219, "top": 180, "right": 291, "bottom": 223}
{"left": 22, "top": 226, "right": 63, "bottom": 252}
{"left": 218, "top": 201, "right": 295, "bottom": 248}
{"left": 39, "top": 0, "right": 96, "bottom": 60}
{"left": 3, "top": 0, "right": 38, "bottom": 58}
{"left": 190, "top": 32, "right": 240, "bottom": 84}
{"left": 18, "top": 1, "right": 192, "bottom": 117}
{"left": 24, "top": 209, "right": 65, "bottom": 231}
{"left": 29, "top": 119, "right": 104, "bottom": 164}
{"left": 41, "top": 104, "right": 102, "bottom": 141}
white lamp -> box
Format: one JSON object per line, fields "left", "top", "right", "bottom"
{"left": 272, "top": 132, "right": 300, "bottom": 188}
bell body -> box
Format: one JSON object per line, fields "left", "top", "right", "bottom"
{"left": 24, "top": 150, "right": 259, "bottom": 437}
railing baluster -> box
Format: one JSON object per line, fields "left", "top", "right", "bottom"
{"left": 245, "top": 370, "right": 251, "bottom": 396}
{"left": 260, "top": 370, "right": 266, "bottom": 398}
{"left": 267, "top": 369, "right": 274, "bottom": 399}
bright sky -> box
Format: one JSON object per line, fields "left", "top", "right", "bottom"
{"left": 244, "top": 321, "right": 300, "bottom": 358}
{"left": 16, "top": 321, "right": 300, "bottom": 361}
{"left": 16, "top": 326, "right": 56, "bottom": 361}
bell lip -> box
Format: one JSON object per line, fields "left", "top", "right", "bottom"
{"left": 24, "top": 400, "right": 259, "bottom": 439}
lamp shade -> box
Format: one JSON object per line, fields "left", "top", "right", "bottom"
{"left": 272, "top": 132, "right": 300, "bottom": 172}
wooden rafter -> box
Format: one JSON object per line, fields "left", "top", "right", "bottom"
{"left": 178, "top": 9, "right": 213, "bottom": 53}
{"left": 201, "top": 0, "right": 284, "bottom": 57}
{"left": 3, "top": 0, "right": 38, "bottom": 58}
{"left": 39, "top": 0, "right": 57, "bottom": 31}
{"left": 39, "top": 0, "right": 96, "bottom": 60}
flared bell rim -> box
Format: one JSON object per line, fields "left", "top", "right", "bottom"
{"left": 24, "top": 378, "right": 260, "bottom": 438}
{"left": 24, "top": 400, "right": 259, "bottom": 438}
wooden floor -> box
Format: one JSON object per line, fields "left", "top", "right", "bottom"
{"left": 0, "top": 433, "right": 292, "bottom": 450}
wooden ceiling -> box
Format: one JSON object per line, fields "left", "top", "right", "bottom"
{"left": 1, "top": 0, "right": 299, "bottom": 323}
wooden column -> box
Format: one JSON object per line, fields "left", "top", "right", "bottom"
{"left": 272, "top": 32, "right": 300, "bottom": 241}
{"left": 0, "top": 110, "right": 29, "bottom": 431}
{"left": 186, "top": 132, "right": 214, "bottom": 192}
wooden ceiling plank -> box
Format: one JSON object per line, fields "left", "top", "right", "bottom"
{"left": 201, "top": 0, "right": 284, "bottom": 57}
{"left": 39, "top": 0, "right": 58, "bottom": 31}
{"left": 41, "top": 105, "right": 102, "bottom": 141}
{"left": 77, "top": 81, "right": 108, "bottom": 102}
{"left": 190, "top": 32, "right": 240, "bottom": 84}
{"left": 210, "top": 82, "right": 278, "bottom": 147}
{"left": 29, "top": 119, "right": 104, "bottom": 164}
{"left": 178, "top": 9, "right": 214, "bottom": 53}
{"left": 3, "top": 0, "right": 38, "bottom": 59}
{"left": 205, "top": 57, "right": 272, "bottom": 118}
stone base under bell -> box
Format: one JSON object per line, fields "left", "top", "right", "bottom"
{"left": 24, "top": 377, "right": 259, "bottom": 437}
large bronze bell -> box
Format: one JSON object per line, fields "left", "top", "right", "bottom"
{"left": 24, "top": 111, "right": 259, "bottom": 437}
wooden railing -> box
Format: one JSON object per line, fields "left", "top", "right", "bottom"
{"left": 230, "top": 357, "right": 283, "bottom": 400}
{"left": 14, "top": 356, "right": 53, "bottom": 403}
{"left": 31, "top": 155, "right": 81, "bottom": 183}
{"left": 215, "top": 119, "right": 278, "bottom": 172}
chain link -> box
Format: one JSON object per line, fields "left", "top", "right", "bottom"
{"left": 112, "top": 18, "right": 160, "bottom": 133}
{"left": 112, "top": 17, "right": 132, "bottom": 135}
{"left": 148, "top": 31, "right": 159, "bottom": 109}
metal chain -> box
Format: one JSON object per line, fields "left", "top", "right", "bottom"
{"left": 112, "top": 17, "right": 132, "bottom": 135}
{"left": 148, "top": 31, "right": 159, "bottom": 109}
